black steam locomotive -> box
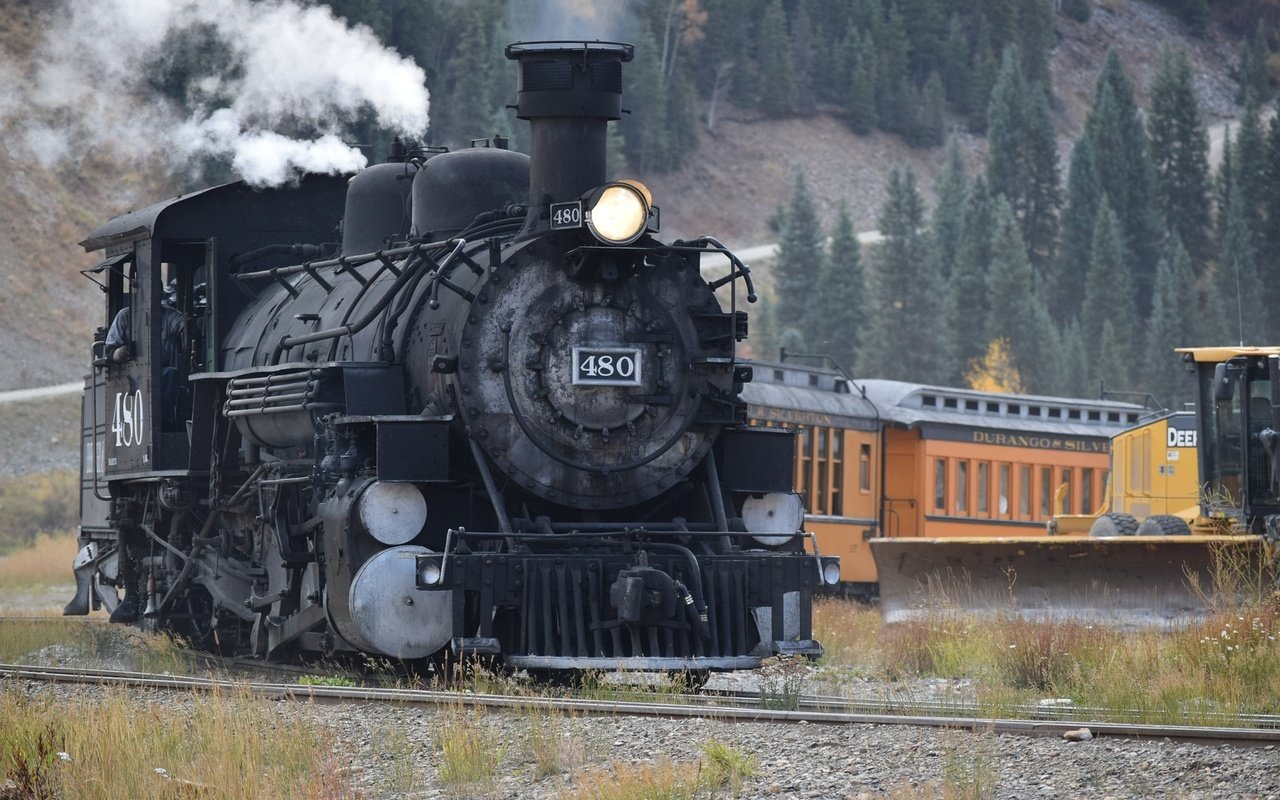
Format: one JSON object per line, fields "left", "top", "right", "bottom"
{"left": 65, "top": 42, "right": 832, "bottom": 672}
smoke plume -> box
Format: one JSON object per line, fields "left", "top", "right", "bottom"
{"left": 6, "top": 0, "right": 430, "bottom": 186}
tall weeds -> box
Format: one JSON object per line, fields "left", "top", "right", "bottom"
{"left": 817, "top": 582, "right": 1280, "bottom": 722}
{"left": 0, "top": 685, "right": 354, "bottom": 799}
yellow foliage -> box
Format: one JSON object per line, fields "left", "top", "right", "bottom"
{"left": 964, "top": 339, "right": 1025, "bottom": 394}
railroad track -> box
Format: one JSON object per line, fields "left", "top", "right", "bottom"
{"left": 4, "top": 662, "right": 1279, "bottom": 746}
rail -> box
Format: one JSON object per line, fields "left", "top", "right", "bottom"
{"left": 4, "top": 663, "right": 1278, "bottom": 745}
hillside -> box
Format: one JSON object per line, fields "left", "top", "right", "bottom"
{"left": 0, "top": 1, "right": 175, "bottom": 392}
{"left": 647, "top": 0, "right": 1244, "bottom": 244}
{"left": 0, "top": 0, "right": 1248, "bottom": 397}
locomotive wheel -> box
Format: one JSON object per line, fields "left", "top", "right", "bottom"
{"left": 167, "top": 587, "right": 239, "bottom": 655}
{"left": 1088, "top": 512, "right": 1140, "bottom": 537}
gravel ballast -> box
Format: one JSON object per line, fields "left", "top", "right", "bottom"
{"left": 9, "top": 674, "right": 1279, "bottom": 800}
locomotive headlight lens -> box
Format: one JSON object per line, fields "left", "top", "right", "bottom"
{"left": 587, "top": 181, "right": 650, "bottom": 245}
{"left": 415, "top": 554, "right": 444, "bottom": 587}
{"left": 821, "top": 557, "right": 841, "bottom": 586}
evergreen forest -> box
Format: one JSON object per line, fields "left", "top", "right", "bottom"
{"left": 286, "top": 1, "right": 1280, "bottom": 409}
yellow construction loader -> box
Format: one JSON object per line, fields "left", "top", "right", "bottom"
{"left": 1047, "top": 407, "right": 1201, "bottom": 536}
{"left": 873, "top": 346, "right": 1277, "bottom": 626}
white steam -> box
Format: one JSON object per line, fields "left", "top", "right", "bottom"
{"left": 8, "top": 0, "right": 430, "bottom": 186}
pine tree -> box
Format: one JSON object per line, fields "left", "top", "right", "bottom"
{"left": 1095, "top": 320, "right": 1130, "bottom": 395}
{"left": 1017, "top": 0, "right": 1054, "bottom": 92}
{"left": 1021, "top": 81, "right": 1060, "bottom": 270}
{"left": 986, "top": 47, "right": 1027, "bottom": 214}
{"left": 967, "top": 31, "right": 999, "bottom": 133}
{"left": 1023, "top": 297, "right": 1057, "bottom": 393}
{"left": 1215, "top": 178, "right": 1268, "bottom": 345}
{"left": 791, "top": 0, "right": 817, "bottom": 116}
{"left": 860, "top": 165, "right": 952, "bottom": 380}
{"left": 775, "top": 169, "right": 824, "bottom": 346}
{"left": 620, "top": 22, "right": 669, "bottom": 173}
{"left": 1148, "top": 47, "right": 1213, "bottom": 268}
{"left": 1142, "top": 238, "right": 1197, "bottom": 410}
{"left": 1054, "top": 319, "right": 1092, "bottom": 397}
{"left": 876, "top": 4, "right": 912, "bottom": 135}
{"left": 1062, "top": 0, "right": 1091, "bottom": 23}
{"left": 846, "top": 35, "right": 879, "bottom": 134}
{"left": 1234, "top": 28, "right": 1272, "bottom": 105}
{"left": 440, "top": 6, "right": 498, "bottom": 143}
{"left": 951, "top": 175, "right": 996, "bottom": 378}
{"left": 900, "top": 0, "right": 947, "bottom": 81}
{"left": 930, "top": 138, "right": 968, "bottom": 281}
{"left": 757, "top": 0, "right": 795, "bottom": 116}
{"left": 1232, "top": 99, "right": 1267, "bottom": 257}
{"left": 664, "top": 64, "right": 700, "bottom": 171}
{"left": 1085, "top": 51, "right": 1163, "bottom": 316}
{"left": 912, "top": 71, "right": 946, "bottom": 147}
{"left": 1215, "top": 134, "right": 1234, "bottom": 247}
{"left": 1081, "top": 198, "right": 1138, "bottom": 367}
{"left": 985, "top": 0, "right": 1018, "bottom": 56}
{"left": 1050, "top": 135, "right": 1100, "bottom": 321}
{"left": 807, "top": 202, "right": 865, "bottom": 372}
{"left": 1264, "top": 105, "right": 1280, "bottom": 340}
{"left": 702, "top": 0, "right": 761, "bottom": 109}
{"left": 941, "top": 15, "right": 972, "bottom": 112}
{"left": 984, "top": 197, "right": 1044, "bottom": 390}
{"left": 987, "top": 49, "right": 1058, "bottom": 271}
{"left": 1162, "top": 0, "right": 1209, "bottom": 36}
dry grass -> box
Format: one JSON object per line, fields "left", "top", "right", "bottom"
{"left": 0, "top": 531, "right": 78, "bottom": 587}
{"left": 0, "top": 530, "right": 81, "bottom": 615}
{"left": 816, "top": 591, "right": 1280, "bottom": 723}
{"left": 0, "top": 617, "right": 198, "bottom": 674}
{"left": 812, "top": 596, "right": 881, "bottom": 667}
{"left": 0, "top": 684, "right": 356, "bottom": 799}
{"left": 0, "top": 470, "right": 78, "bottom": 553}
{"left": 526, "top": 709, "right": 587, "bottom": 778}
{"left": 559, "top": 760, "right": 706, "bottom": 800}
{"left": 434, "top": 706, "right": 504, "bottom": 787}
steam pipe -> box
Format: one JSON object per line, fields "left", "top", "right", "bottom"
{"left": 269, "top": 239, "right": 465, "bottom": 363}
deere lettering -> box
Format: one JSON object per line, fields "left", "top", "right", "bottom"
{"left": 1167, "top": 427, "right": 1197, "bottom": 448}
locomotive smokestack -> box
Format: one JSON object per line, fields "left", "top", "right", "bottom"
{"left": 505, "top": 41, "right": 634, "bottom": 233}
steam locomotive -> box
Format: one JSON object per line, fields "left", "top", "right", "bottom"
{"left": 64, "top": 41, "right": 833, "bottom": 672}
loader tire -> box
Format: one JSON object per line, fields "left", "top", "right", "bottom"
{"left": 1135, "top": 514, "right": 1192, "bottom": 536}
{"left": 1088, "top": 512, "right": 1139, "bottom": 537}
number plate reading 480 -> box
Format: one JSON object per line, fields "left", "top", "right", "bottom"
{"left": 572, "top": 347, "right": 643, "bottom": 386}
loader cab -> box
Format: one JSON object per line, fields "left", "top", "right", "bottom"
{"left": 1190, "top": 347, "right": 1280, "bottom": 532}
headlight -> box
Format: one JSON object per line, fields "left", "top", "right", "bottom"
{"left": 586, "top": 181, "right": 651, "bottom": 245}
{"left": 821, "top": 557, "right": 841, "bottom": 586}
{"left": 415, "top": 553, "right": 444, "bottom": 587}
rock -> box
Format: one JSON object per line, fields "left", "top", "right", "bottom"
{"left": 1063, "top": 728, "right": 1094, "bottom": 742}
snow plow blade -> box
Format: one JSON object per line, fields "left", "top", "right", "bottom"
{"left": 872, "top": 536, "right": 1266, "bottom": 628}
